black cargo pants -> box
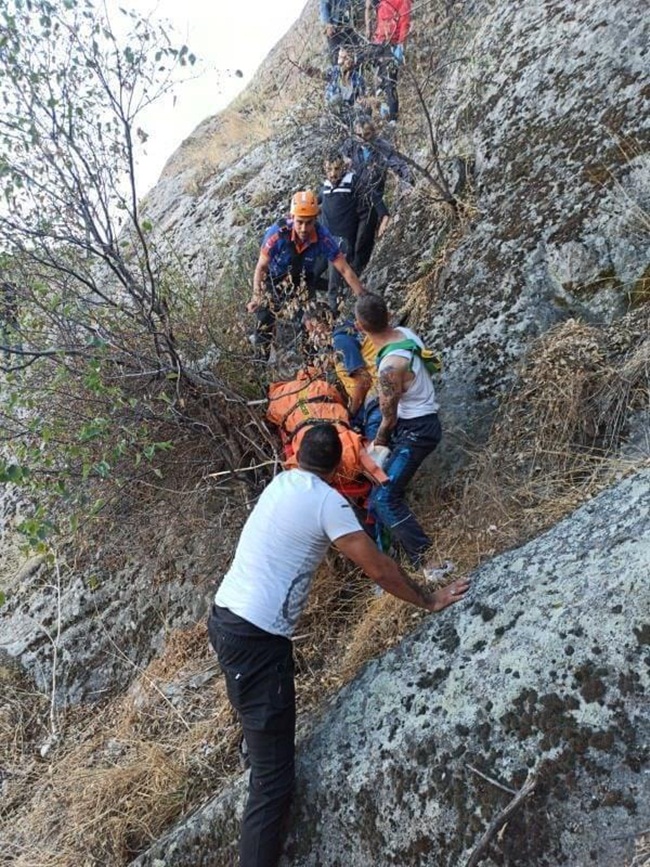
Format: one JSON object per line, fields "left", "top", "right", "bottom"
{"left": 208, "top": 605, "right": 296, "bottom": 867}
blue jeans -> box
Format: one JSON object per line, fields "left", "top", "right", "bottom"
{"left": 351, "top": 396, "right": 381, "bottom": 441}
{"left": 208, "top": 606, "right": 295, "bottom": 867}
{"left": 369, "top": 413, "right": 442, "bottom": 565}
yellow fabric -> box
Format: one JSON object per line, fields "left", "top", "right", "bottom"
{"left": 335, "top": 333, "right": 379, "bottom": 400}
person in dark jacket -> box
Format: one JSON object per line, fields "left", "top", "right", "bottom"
{"left": 320, "top": 0, "right": 364, "bottom": 64}
{"left": 342, "top": 117, "right": 412, "bottom": 273}
{"left": 319, "top": 152, "right": 389, "bottom": 312}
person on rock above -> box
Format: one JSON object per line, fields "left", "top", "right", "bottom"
{"left": 320, "top": 0, "right": 364, "bottom": 64}
{"left": 325, "top": 46, "right": 367, "bottom": 127}
{"left": 365, "top": 0, "right": 411, "bottom": 121}
{"left": 341, "top": 117, "right": 412, "bottom": 273}
{"left": 318, "top": 152, "right": 388, "bottom": 312}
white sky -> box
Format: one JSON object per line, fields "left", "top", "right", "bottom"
{"left": 108, "top": 0, "right": 308, "bottom": 195}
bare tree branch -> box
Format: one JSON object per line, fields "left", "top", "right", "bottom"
{"left": 465, "top": 770, "right": 538, "bottom": 867}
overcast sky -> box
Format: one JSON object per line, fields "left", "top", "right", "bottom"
{"left": 107, "top": 0, "right": 308, "bottom": 195}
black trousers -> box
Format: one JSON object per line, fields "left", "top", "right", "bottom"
{"left": 208, "top": 605, "right": 296, "bottom": 867}
{"left": 353, "top": 208, "right": 379, "bottom": 274}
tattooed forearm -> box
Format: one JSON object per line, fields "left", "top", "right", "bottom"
{"left": 376, "top": 364, "right": 402, "bottom": 444}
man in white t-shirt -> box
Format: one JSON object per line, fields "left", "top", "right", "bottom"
{"left": 207, "top": 423, "right": 469, "bottom": 867}
{"left": 354, "top": 293, "right": 442, "bottom": 575}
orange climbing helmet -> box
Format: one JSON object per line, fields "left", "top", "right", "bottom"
{"left": 290, "top": 190, "right": 320, "bottom": 219}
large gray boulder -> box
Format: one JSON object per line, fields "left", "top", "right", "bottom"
{"left": 0, "top": 541, "right": 213, "bottom": 705}
{"left": 370, "top": 0, "right": 650, "bottom": 466}
{"left": 132, "top": 467, "right": 650, "bottom": 866}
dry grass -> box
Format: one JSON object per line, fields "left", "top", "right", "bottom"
{"left": 1, "top": 634, "right": 240, "bottom": 867}
{"left": 628, "top": 834, "right": 650, "bottom": 867}
{"left": 3, "top": 304, "right": 648, "bottom": 866}
{"left": 325, "top": 309, "right": 650, "bottom": 688}
{"left": 397, "top": 202, "right": 472, "bottom": 325}
{"left": 163, "top": 7, "right": 320, "bottom": 189}
{"left": 3, "top": 0, "right": 649, "bottom": 855}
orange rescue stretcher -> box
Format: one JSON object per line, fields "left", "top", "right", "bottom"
{"left": 266, "top": 368, "right": 388, "bottom": 505}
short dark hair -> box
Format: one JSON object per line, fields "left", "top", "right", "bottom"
{"left": 297, "top": 423, "right": 342, "bottom": 475}
{"left": 324, "top": 150, "right": 344, "bottom": 167}
{"left": 355, "top": 293, "right": 388, "bottom": 333}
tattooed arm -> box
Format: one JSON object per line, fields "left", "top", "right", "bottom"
{"left": 375, "top": 358, "right": 408, "bottom": 446}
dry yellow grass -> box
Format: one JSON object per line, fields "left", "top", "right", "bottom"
{"left": 160, "top": 6, "right": 321, "bottom": 190}
{"left": 396, "top": 201, "right": 471, "bottom": 325}
{"left": 1, "top": 650, "right": 239, "bottom": 866}
{"left": 625, "top": 833, "right": 650, "bottom": 867}
{"left": 2, "top": 0, "right": 648, "bottom": 855}
{"left": 2, "top": 304, "right": 648, "bottom": 865}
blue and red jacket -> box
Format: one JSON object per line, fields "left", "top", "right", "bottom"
{"left": 261, "top": 218, "right": 342, "bottom": 283}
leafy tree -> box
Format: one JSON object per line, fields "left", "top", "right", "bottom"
{"left": 0, "top": 0, "right": 195, "bottom": 375}
{"left": 0, "top": 0, "right": 273, "bottom": 541}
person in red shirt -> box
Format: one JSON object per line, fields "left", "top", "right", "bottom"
{"left": 365, "top": 0, "right": 412, "bottom": 121}
{"left": 369, "top": 0, "right": 411, "bottom": 44}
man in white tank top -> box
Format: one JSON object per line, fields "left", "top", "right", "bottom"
{"left": 355, "top": 292, "right": 442, "bottom": 571}
{"left": 208, "top": 423, "right": 469, "bottom": 867}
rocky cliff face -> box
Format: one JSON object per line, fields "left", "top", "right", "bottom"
{"left": 287, "top": 469, "right": 649, "bottom": 867}
{"left": 133, "top": 468, "right": 650, "bottom": 866}
{"left": 1, "top": 0, "right": 648, "bottom": 863}
{"left": 141, "top": 0, "right": 649, "bottom": 466}
{"left": 130, "top": 1, "right": 649, "bottom": 864}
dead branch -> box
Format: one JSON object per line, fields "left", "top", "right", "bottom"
{"left": 467, "top": 764, "right": 517, "bottom": 795}
{"left": 465, "top": 769, "right": 538, "bottom": 867}
{"left": 208, "top": 460, "right": 277, "bottom": 479}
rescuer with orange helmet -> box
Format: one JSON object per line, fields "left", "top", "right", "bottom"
{"left": 247, "top": 190, "right": 365, "bottom": 353}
